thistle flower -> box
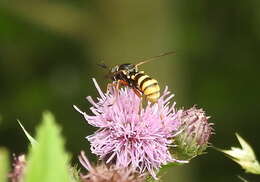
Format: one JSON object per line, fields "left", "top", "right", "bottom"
{"left": 8, "top": 154, "right": 26, "bottom": 182}
{"left": 171, "top": 106, "right": 213, "bottom": 160}
{"left": 79, "top": 151, "right": 146, "bottom": 182}
{"left": 74, "top": 79, "right": 185, "bottom": 178}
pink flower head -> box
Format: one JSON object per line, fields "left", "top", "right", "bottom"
{"left": 74, "top": 79, "right": 185, "bottom": 178}
{"left": 79, "top": 151, "right": 146, "bottom": 182}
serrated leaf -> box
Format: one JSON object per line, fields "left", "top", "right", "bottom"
{"left": 0, "top": 148, "right": 10, "bottom": 182}
{"left": 17, "top": 120, "right": 38, "bottom": 147}
{"left": 24, "top": 111, "right": 70, "bottom": 182}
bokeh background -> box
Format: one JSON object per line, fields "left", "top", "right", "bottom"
{"left": 1, "top": 1, "right": 260, "bottom": 181}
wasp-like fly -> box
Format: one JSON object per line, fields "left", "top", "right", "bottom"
{"left": 98, "top": 51, "right": 175, "bottom": 103}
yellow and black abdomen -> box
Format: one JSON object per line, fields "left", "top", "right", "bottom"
{"left": 133, "top": 72, "right": 160, "bottom": 103}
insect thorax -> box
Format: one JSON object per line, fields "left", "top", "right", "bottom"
{"left": 118, "top": 63, "right": 137, "bottom": 73}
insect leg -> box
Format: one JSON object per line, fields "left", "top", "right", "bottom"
{"left": 114, "top": 80, "right": 129, "bottom": 101}
{"left": 106, "top": 82, "right": 117, "bottom": 93}
{"left": 106, "top": 80, "right": 128, "bottom": 93}
{"left": 133, "top": 88, "right": 142, "bottom": 97}
{"left": 118, "top": 80, "right": 129, "bottom": 87}
{"left": 106, "top": 80, "right": 129, "bottom": 106}
{"left": 131, "top": 87, "right": 145, "bottom": 113}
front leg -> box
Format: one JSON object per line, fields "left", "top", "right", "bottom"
{"left": 106, "top": 80, "right": 129, "bottom": 93}
{"left": 106, "top": 80, "right": 130, "bottom": 106}
{"left": 133, "top": 88, "right": 142, "bottom": 98}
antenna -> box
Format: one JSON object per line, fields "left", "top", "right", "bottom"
{"left": 135, "top": 51, "right": 176, "bottom": 67}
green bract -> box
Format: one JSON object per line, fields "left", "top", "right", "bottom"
{"left": 220, "top": 133, "right": 260, "bottom": 175}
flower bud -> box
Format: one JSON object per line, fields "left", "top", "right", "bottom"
{"left": 171, "top": 106, "right": 213, "bottom": 160}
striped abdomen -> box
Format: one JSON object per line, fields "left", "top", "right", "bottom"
{"left": 132, "top": 72, "right": 160, "bottom": 103}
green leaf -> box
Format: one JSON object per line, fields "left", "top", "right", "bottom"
{"left": 17, "top": 120, "right": 38, "bottom": 147}
{"left": 24, "top": 111, "right": 70, "bottom": 182}
{"left": 0, "top": 148, "right": 10, "bottom": 182}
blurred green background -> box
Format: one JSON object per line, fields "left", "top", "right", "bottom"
{"left": 0, "top": 1, "right": 260, "bottom": 181}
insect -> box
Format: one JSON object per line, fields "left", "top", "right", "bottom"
{"left": 98, "top": 51, "right": 176, "bottom": 103}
